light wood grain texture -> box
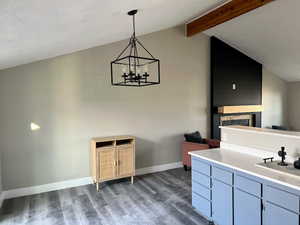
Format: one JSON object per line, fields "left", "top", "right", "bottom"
{"left": 90, "top": 136, "right": 135, "bottom": 190}
{"left": 91, "top": 135, "right": 135, "bottom": 143}
{"left": 98, "top": 148, "right": 116, "bottom": 181}
{"left": 218, "top": 105, "right": 263, "bottom": 114}
{"left": 117, "top": 145, "right": 134, "bottom": 177}
{"left": 186, "top": 0, "right": 274, "bottom": 36}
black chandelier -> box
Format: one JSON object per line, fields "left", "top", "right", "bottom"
{"left": 110, "top": 9, "right": 160, "bottom": 87}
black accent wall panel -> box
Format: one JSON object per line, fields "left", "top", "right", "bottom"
{"left": 211, "top": 37, "right": 262, "bottom": 106}
{"left": 211, "top": 37, "right": 262, "bottom": 139}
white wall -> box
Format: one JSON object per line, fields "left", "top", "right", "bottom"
{"left": 262, "top": 68, "right": 289, "bottom": 128}
{"left": 0, "top": 26, "right": 211, "bottom": 190}
{"left": 221, "top": 127, "right": 300, "bottom": 160}
{"left": 288, "top": 82, "right": 300, "bottom": 131}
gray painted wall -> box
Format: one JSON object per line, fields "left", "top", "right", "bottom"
{"left": 0, "top": 153, "right": 2, "bottom": 197}
{"left": 0, "top": 25, "right": 289, "bottom": 191}
{"left": 262, "top": 68, "right": 289, "bottom": 129}
{"left": 288, "top": 82, "right": 300, "bottom": 131}
{"left": 0, "top": 26, "right": 211, "bottom": 190}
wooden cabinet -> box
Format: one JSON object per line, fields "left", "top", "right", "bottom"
{"left": 90, "top": 136, "right": 135, "bottom": 191}
{"left": 98, "top": 147, "right": 116, "bottom": 180}
{"left": 117, "top": 144, "right": 134, "bottom": 177}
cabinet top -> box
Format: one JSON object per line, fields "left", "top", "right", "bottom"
{"left": 91, "top": 135, "right": 135, "bottom": 142}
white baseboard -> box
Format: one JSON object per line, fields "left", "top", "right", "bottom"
{"left": 136, "top": 161, "right": 182, "bottom": 175}
{"left": 3, "top": 177, "right": 93, "bottom": 200}
{"left": 3, "top": 161, "right": 182, "bottom": 200}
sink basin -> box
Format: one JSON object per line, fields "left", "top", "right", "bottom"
{"left": 256, "top": 161, "right": 300, "bottom": 178}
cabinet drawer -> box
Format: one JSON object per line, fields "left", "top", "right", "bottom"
{"left": 192, "top": 158, "right": 210, "bottom": 176}
{"left": 192, "top": 170, "right": 211, "bottom": 188}
{"left": 235, "top": 175, "right": 261, "bottom": 197}
{"left": 265, "top": 185, "right": 299, "bottom": 212}
{"left": 212, "top": 166, "right": 233, "bottom": 185}
{"left": 265, "top": 202, "right": 299, "bottom": 225}
{"left": 192, "top": 192, "right": 211, "bottom": 218}
{"left": 192, "top": 181, "right": 211, "bottom": 200}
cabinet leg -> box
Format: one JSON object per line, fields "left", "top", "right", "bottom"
{"left": 131, "top": 176, "right": 134, "bottom": 184}
{"left": 96, "top": 182, "right": 99, "bottom": 192}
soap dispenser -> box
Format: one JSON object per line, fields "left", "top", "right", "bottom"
{"left": 294, "top": 158, "right": 300, "bottom": 169}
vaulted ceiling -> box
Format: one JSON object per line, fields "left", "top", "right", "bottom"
{"left": 1, "top": 0, "right": 298, "bottom": 82}
{"left": 205, "top": 0, "right": 300, "bottom": 82}
{"left": 0, "top": 0, "right": 224, "bottom": 70}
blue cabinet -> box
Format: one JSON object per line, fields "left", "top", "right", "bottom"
{"left": 264, "top": 185, "right": 299, "bottom": 212}
{"left": 191, "top": 159, "right": 212, "bottom": 220}
{"left": 211, "top": 179, "right": 233, "bottom": 225}
{"left": 264, "top": 202, "right": 298, "bottom": 225}
{"left": 234, "top": 189, "right": 261, "bottom": 225}
{"left": 264, "top": 185, "right": 299, "bottom": 225}
{"left": 191, "top": 156, "right": 300, "bottom": 225}
{"left": 192, "top": 192, "right": 211, "bottom": 218}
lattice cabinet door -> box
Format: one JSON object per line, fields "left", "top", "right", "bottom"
{"left": 117, "top": 146, "right": 134, "bottom": 177}
{"left": 98, "top": 148, "right": 116, "bottom": 181}
{"left": 91, "top": 136, "right": 135, "bottom": 191}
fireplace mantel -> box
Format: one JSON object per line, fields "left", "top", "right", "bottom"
{"left": 218, "top": 105, "right": 263, "bottom": 114}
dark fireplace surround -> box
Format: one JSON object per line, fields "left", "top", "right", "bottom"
{"left": 211, "top": 37, "right": 262, "bottom": 139}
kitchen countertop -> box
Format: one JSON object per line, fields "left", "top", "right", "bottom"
{"left": 190, "top": 148, "right": 300, "bottom": 191}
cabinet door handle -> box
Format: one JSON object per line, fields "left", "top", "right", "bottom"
{"left": 262, "top": 202, "right": 266, "bottom": 211}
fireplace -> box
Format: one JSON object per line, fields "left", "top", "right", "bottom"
{"left": 212, "top": 110, "right": 260, "bottom": 139}
{"left": 210, "top": 37, "right": 263, "bottom": 139}
{"left": 220, "top": 114, "right": 254, "bottom": 127}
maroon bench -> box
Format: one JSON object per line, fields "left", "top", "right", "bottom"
{"left": 182, "top": 138, "right": 220, "bottom": 171}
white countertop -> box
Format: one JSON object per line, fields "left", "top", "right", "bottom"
{"left": 220, "top": 125, "right": 300, "bottom": 139}
{"left": 190, "top": 148, "right": 300, "bottom": 191}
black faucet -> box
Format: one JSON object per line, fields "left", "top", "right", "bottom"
{"left": 278, "top": 146, "right": 288, "bottom": 166}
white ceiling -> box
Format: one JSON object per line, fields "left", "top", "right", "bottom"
{"left": 0, "top": 0, "right": 224, "bottom": 70}
{"left": 205, "top": 0, "right": 300, "bottom": 82}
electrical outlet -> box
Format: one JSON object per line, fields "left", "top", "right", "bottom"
{"left": 232, "top": 83, "right": 237, "bottom": 90}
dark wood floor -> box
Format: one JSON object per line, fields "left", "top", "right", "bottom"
{"left": 0, "top": 168, "right": 209, "bottom": 225}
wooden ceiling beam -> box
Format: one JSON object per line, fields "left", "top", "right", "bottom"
{"left": 186, "top": 0, "right": 274, "bottom": 37}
